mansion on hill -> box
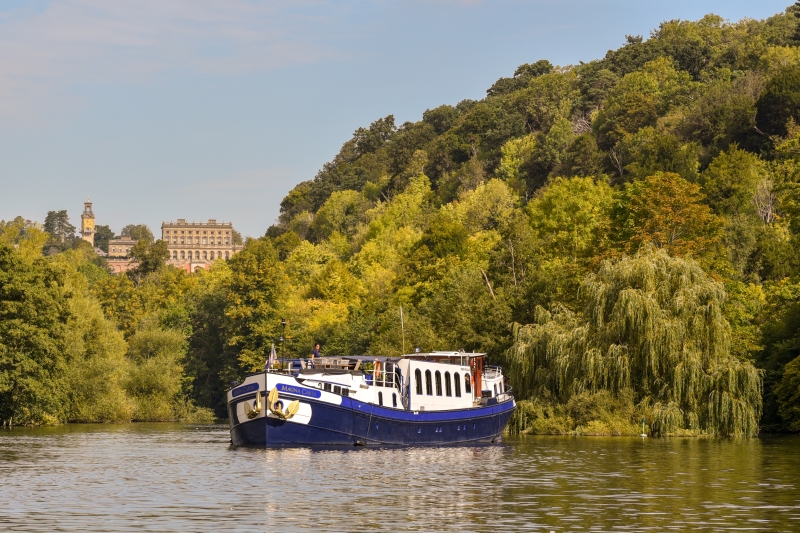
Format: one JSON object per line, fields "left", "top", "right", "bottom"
{"left": 161, "top": 219, "right": 241, "bottom": 272}
{"left": 79, "top": 201, "right": 241, "bottom": 273}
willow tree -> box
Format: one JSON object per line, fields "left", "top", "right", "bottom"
{"left": 505, "top": 247, "right": 762, "bottom": 437}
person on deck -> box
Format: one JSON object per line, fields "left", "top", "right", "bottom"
{"left": 311, "top": 343, "right": 321, "bottom": 368}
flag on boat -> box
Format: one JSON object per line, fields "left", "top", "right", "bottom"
{"left": 267, "top": 343, "right": 277, "bottom": 369}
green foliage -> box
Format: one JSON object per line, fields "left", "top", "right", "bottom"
{"left": 504, "top": 248, "right": 762, "bottom": 437}
{"left": 128, "top": 239, "right": 170, "bottom": 285}
{"left": 756, "top": 65, "right": 800, "bottom": 136}
{"left": 0, "top": 243, "right": 71, "bottom": 425}
{"left": 775, "top": 355, "right": 800, "bottom": 431}
{"left": 93, "top": 224, "right": 115, "bottom": 252}
{"left": 224, "top": 238, "right": 286, "bottom": 373}
{"left": 43, "top": 210, "right": 76, "bottom": 243}
{"left": 614, "top": 172, "right": 722, "bottom": 261}
{"left": 120, "top": 224, "right": 154, "bottom": 243}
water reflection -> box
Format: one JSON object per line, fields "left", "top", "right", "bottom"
{"left": 1, "top": 425, "right": 799, "bottom": 532}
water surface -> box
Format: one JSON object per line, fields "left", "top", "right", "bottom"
{"left": 1, "top": 423, "right": 799, "bottom": 532}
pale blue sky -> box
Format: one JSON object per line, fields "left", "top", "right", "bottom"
{"left": 0, "top": 0, "right": 791, "bottom": 237}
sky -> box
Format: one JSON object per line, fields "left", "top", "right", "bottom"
{"left": 0, "top": 0, "right": 791, "bottom": 238}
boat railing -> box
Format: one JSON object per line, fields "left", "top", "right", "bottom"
{"left": 483, "top": 365, "right": 503, "bottom": 380}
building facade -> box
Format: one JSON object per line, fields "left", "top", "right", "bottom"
{"left": 107, "top": 236, "right": 139, "bottom": 273}
{"left": 161, "top": 219, "right": 240, "bottom": 271}
{"left": 80, "top": 200, "right": 95, "bottom": 246}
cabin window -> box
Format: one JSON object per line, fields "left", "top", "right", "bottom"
{"left": 445, "top": 372, "right": 452, "bottom": 397}
{"left": 454, "top": 373, "right": 461, "bottom": 397}
{"left": 425, "top": 370, "right": 432, "bottom": 396}
{"left": 435, "top": 371, "right": 442, "bottom": 396}
{"left": 464, "top": 374, "right": 472, "bottom": 394}
{"left": 378, "top": 391, "right": 383, "bottom": 406}
{"left": 494, "top": 384, "right": 498, "bottom": 397}
{"left": 415, "top": 369, "right": 422, "bottom": 395}
{"left": 392, "top": 393, "right": 397, "bottom": 408}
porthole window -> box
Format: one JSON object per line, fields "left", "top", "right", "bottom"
{"left": 445, "top": 372, "right": 452, "bottom": 397}
{"left": 392, "top": 393, "right": 397, "bottom": 408}
{"left": 435, "top": 371, "right": 442, "bottom": 396}
{"left": 464, "top": 374, "right": 472, "bottom": 394}
{"left": 425, "top": 370, "right": 432, "bottom": 396}
{"left": 415, "top": 369, "right": 422, "bottom": 395}
{"left": 378, "top": 391, "right": 383, "bottom": 406}
{"left": 454, "top": 373, "right": 461, "bottom": 397}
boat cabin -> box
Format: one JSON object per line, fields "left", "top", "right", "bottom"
{"left": 291, "top": 352, "right": 508, "bottom": 413}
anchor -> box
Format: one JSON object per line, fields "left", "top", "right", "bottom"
{"left": 268, "top": 388, "right": 300, "bottom": 420}
{"left": 243, "top": 390, "right": 263, "bottom": 419}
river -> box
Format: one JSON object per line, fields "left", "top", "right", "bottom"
{"left": 1, "top": 423, "right": 798, "bottom": 532}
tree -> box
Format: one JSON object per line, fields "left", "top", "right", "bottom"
{"left": 618, "top": 128, "right": 699, "bottom": 183}
{"left": 0, "top": 243, "right": 72, "bottom": 425}
{"left": 756, "top": 65, "right": 800, "bottom": 136}
{"left": 505, "top": 247, "right": 763, "bottom": 437}
{"left": 614, "top": 172, "right": 722, "bottom": 259}
{"left": 120, "top": 224, "right": 154, "bottom": 243}
{"left": 224, "top": 238, "right": 286, "bottom": 374}
{"left": 593, "top": 57, "right": 693, "bottom": 149}
{"left": 127, "top": 240, "right": 170, "bottom": 285}
{"left": 43, "top": 210, "right": 75, "bottom": 243}
{"left": 701, "top": 146, "right": 768, "bottom": 217}
{"left": 93, "top": 225, "right": 115, "bottom": 252}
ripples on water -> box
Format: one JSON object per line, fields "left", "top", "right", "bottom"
{"left": 1, "top": 424, "right": 799, "bottom": 532}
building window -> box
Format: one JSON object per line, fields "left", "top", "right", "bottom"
{"left": 180, "top": 237, "right": 184, "bottom": 244}
{"left": 203, "top": 237, "right": 207, "bottom": 245}
{"left": 217, "top": 251, "right": 222, "bottom": 259}
{"left": 415, "top": 369, "right": 422, "bottom": 395}
{"left": 445, "top": 372, "right": 452, "bottom": 397}
{"left": 435, "top": 371, "right": 442, "bottom": 396}
{"left": 464, "top": 374, "right": 472, "bottom": 395}
{"left": 172, "top": 251, "right": 177, "bottom": 260}
{"left": 195, "top": 237, "right": 199, "bottom": 244}
{"left": 378, "top": 391, "right": 383, "bottom": 407}
{"left": 203, "top": 251, "right": 207, "bottom": 260}
{"left": 425, "top": 370, "right": 432, "bottom": 396}
{"left": 195, "top": 251, "right": 200, "bottom": 260}
{"left": 225, "top": 252, "right": 229, "bottom": 260}
{"left": 454, "top": 373, "right": 461, "bottom": 397}
{"left": 225, "top": 238, "right": 230, "bottom": 245}
{"left": 181, "top": 251, "right": 185, "bottom": 260}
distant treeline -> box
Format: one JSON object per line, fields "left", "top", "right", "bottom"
{"left": 4, "top": 6, "right": 800, "bottom": 436}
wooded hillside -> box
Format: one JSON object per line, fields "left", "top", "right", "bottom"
{"left": 4, "top": 6, "right": 800, "bottom": 436}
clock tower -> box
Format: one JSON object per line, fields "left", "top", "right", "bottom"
{"left": 80, "top": 198, "right": 95, "bottom": 246}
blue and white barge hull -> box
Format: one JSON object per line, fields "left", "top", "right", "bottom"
{"left": 226, "top": 352, "right": 515, "bottom": 447}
